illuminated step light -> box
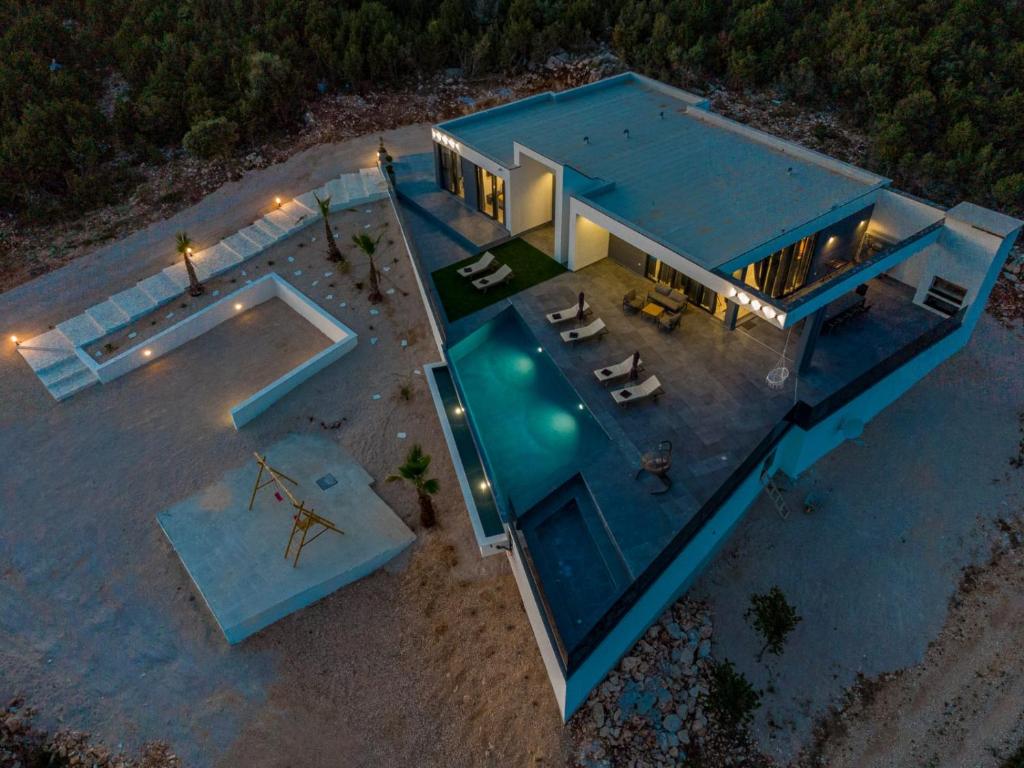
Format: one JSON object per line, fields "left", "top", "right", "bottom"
{"left": 143, "top": 349, "right": 153, "bottom": 357}
{"left": 478, "top": 479, "right": 490, "bottom": 491}
{"left": 9, "top": 334, "right": 18, "bottom": 344}
{"left": 453, "top": 405, "right": 464, "bottom": 415}
{"left": 234, "top": 303, "right": 243, "bottom": 311}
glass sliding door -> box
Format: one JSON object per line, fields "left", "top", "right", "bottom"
{"left": 644, "top": 256, "right": 719, "bottom": 316}
{"left": 477, "top": 167, "right": 505, "bottom": 224}
{"left": 741, "top": 233, "right": 816, "bottom": 299}
{"left": 437, "top": 145, "right": 464, "bottom": 198}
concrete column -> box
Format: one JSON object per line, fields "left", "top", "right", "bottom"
{"left": 795, "top": 306, "right": 827, "bottom": 375}
{"left": 723, "top": 301, "right": 738, "bottom": 331}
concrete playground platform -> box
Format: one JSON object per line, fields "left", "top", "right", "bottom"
{"left": 157, "top": 433, "right": 415, "bottom": 643}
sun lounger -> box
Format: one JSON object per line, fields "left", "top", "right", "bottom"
{"left": 459, "top": 251, "right": 495, "bottom": 277}
{"left": 560, "top": 318, "right": 607, "bottom": 344}
{"left": 546, "top": 300, "right": 591, "bottom": 324}
{"left": 611, "top": 375, "right": 663, "bottom": 405}
{"left": 472, "top": 263, "right": 513, "bottom": 292}
{"left": 594, "top": 355, "right": 643, "bottom": 385}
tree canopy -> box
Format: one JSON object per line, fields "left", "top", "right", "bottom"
{"left": 2, "top": 0, "right": 1022, "bottom": 220}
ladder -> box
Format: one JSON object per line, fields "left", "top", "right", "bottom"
{"left": 763, "top": 474, "right": 791, "bottom": 520}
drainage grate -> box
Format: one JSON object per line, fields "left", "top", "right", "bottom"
{"left": 316, "top": 473, "right": 338, "bottom": 490}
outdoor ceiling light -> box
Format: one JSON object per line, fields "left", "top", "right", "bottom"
{"left": 750, "top": 300, "right": 762, "bottom": 311}
{"left": 737, "top": 292, "right": 750, "bottom": 305}
{"left": 762, "top": 306, "right": 777, "bottom": 319}
{"left": 776, "top": 313, "right": 787, "bottom": 327}
{"left": 726, "top": 286, "right": 737, "bottom": 298}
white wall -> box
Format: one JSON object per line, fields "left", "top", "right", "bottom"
{"left": 508, "top": 155, "right": 554, "bottom": 236}
{"left": 571, "top": 213, "right": 611, "bottom": 270}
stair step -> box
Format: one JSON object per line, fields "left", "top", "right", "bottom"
{"left": 254, "top": 217, "right": 287, "bottom": 241}
{"left": 194, "top": 242, "right": 243, "bottom": 280}
{"left": 162, "top": 262, "right": 191, "bottom": 290}
{"left": 137, "top": 272, "right": 181, "bottom": 306}
{"left": 290, "top": 195, "right": 317, "bottom": 216}
{"left": 56, "top": 313, "right": 106, "bottom": 347}
{"left": 110, "top": 286, "right": 157, "bottom": 321}
{"left": 239, "top": 224, "right": 276, "bottom": 249}
{"left": 85, "top": 300, "right": 130, "bottom": 334}
{"left": 326, "top": 178, "right": 350, "bottom": 204}
{"left": 47, "top": 366, "right": 98, "bottom": 401}
{"left": 39, "top": 355, "right": 88, "bottom": 387}
{"left": 281, "top": 201, "right": 314, "bottom": 231}
{"left": 360, "top": 167, "right": 387, "bottom": 195}
{"left": 222, "top": 232, "right": 261, "bottom": 260}
{"left": 17, "top": 329, "right": 75, "bottom": 374}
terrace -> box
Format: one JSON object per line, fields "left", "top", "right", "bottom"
{"left": 447, "top": 255, "right": 945, "bottom": 672}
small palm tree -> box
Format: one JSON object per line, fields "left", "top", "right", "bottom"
{"left": 387, "top": 444, "right": 439, "bottom": 528}
{"left": 176, "top": 231, "right": 203, "bottom": 297}
{"left": 352, "top": 232, "right": 383, "bottom": 303}
{"left": 314, "top": 193, "right": 345, "bottom": 264}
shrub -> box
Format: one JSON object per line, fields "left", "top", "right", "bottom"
{"left": 182, "top": 117, "right": 240, "bottom": 159}
{"left": 703, "top": 659, "right": 761, "bottom": 733}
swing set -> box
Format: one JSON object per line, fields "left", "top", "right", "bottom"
{"left": 248, "top": 452, "right": 344, "bottom": 567}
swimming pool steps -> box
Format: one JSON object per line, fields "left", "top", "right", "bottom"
{"left": 17, "top": 167, "right": 388, "bottom": 401}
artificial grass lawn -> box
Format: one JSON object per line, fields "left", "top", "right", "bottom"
{"left": 431, "top": 238, "right": 566, "bottom": 322}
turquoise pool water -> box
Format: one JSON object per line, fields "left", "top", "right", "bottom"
{"left": 448, "top": 309, "right": 608, "bottom": 513}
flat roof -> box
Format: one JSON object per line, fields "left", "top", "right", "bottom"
{"left": 439, "top": 73, "right": 888, "bottom": 270}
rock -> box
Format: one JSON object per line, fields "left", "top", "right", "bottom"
{"left": 591, "top": 702, "right": 606, "bottom": 728}
{"left": 621, "top": 656, "right": 640, "bottom": 672}
{"left": 698, "top": 640, "right": 711, "bottom": 659}
{"left": 662, "top": 714, "right": 681, "bottom": 733}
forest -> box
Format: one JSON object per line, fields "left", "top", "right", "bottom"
{"left": 1, "top": 0, "right": 1022, "bottom": 220}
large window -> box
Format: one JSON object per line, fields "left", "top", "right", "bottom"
{"left": 437, "top": 144, "right": 463, "bottom": 198}
{"left": 477, "top": 168, "right": 505, "bottom": 224}
{"left": 741, "top": 234, "right": 816, "bottom": 299}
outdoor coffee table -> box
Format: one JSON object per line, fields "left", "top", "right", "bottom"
{"left": 641, "top": 303, "right": 665, "bottom": 322}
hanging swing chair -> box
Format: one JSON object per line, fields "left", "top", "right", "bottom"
{"left": 766, "top": 329, "right": 793, "bottom": 391}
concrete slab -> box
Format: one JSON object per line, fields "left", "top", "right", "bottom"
{"left": 221, "top": 232, "right": 261, "bottom": 260}
{"left": 194, "top": 243, "right": 243, "bottom": 280}
{"left": 137, "top": 272, "right": 181, "bottom": 306}
{"left": 239, "top": 223, "right": 277, "bottom": 249}
{"left": 157, "top": 433, "right": 415, "bottom": 644}
{"left": 110, "top": 286, "right": 157, "bottom": 321}
{"left": 281, "top": 200, "right": 314, "bottom": 228}
{"left": 17, "top": 328, "right": 75, "bottom": 372}
{"left": 56, "top": 313, "right": 106, "bottom": 347}
{"left": 84, "top": 300, "right": 130, "bottom": 334}
{"left": 162, "top": 262, "right": 191, "bottom": 290}
{"left": 294, "top": 190, "right": 322, "bottom": 214}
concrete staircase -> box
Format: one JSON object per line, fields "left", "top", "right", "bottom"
{"left": 18, "top": 167, "right": 389, "bottom": 402}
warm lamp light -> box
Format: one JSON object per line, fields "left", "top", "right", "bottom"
{"left": 750, "top": 300, "right": 762, "bottom": 311}
{"left": 234, "top": 303, "right": 243, "bottom": 311}
{"left": 479, "top": 480, "right": 490, "bottom": 491}
{"left": 274, "top": 196, "right": 282, "bottom": 208}
{"left": 762, "top": 306, "right": 777, "bottom": 319}
{"left": 143, "top": 349, "right": 153, "bottom": 357}
{"left": 453, "top": 406, "right": 464, "bottom": 415}
{"left": 9, "top": 335, "right": 18, "bottom": 343}
{"left": 737, "top": 292, "right": 750, "bottom": 305}
{"left": 776, "top": 313, "right": 787, "bottom": 326}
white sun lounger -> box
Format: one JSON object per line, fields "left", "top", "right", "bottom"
{"left": 594, "top": 355, "right": 643, "bottom": 385}
{"left": 472, "top": 263, "right": 513, "bottom": 292}
{"left": 546, "top": 300, "right": 591, "bottom": 324}
{"left": 459, "top": 251, "right": 496, "bottom": 277}
{"left": 560, "top": 318, "right": 607, "bottom": 344}
{"left": 611, "top": 375, "right": 663, "bottom": 405}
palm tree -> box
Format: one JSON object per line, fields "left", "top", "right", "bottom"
{"left": 176, "top": 231, "right": 203, "bottom": 297}
{"left": 387, "top": 444, "right": 439, "bottom": 528}
{"left": 352, "top": 232, "right": 383, "bottom": 303}
{"left": 314, "top": 193, "right": 344, "bottom": 264}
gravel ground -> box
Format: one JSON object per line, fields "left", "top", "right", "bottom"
{"left": 0, "top": 174, "right": 569, "bottom": 767}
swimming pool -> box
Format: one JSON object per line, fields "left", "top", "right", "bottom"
{"left": 448, "top": 308, "right": 608, "bottom": 513}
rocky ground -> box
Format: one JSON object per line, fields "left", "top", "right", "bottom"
{"left": 569, "top": 600, "right": 771, "bottom": 768}
{"left": 2, "top": 699, "right": 179, "bottom": 768}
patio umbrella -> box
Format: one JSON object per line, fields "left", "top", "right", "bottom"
{"left": 576, "top": 291, "right": 586, "bottom": 322}
{"left": 629, "top": 350, "right": 641, "bottom": 381}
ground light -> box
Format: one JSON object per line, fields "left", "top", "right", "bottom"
{"left": 536, "top": 346, "right": 543, "bottom": 353}
{"left": 9, "top": 335, "right": 18, "bottom": 344}
{"left": 143, "top": 349, "right": 152, "bottom": 357}
{"left": 234, "top": 303, "right": 243, "bottom": 311}
{"left": 453, "top": 405, "right": 464, "bottom": 415}
{"left": 578, "top": 403, "right": 585, "bottom": 411}
{"left": 274, "top": 196, "right": 282, "bottom": 209}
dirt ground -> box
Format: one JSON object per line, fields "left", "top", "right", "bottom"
{"left": 0, "top": 189, "right": 569, "bottom": 766}
{"left": 800, "top": 516, "right": 1024, "bottom": 768}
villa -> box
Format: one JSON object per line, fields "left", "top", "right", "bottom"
{"left": 398, "top": 72, "right": 1024, "bottom": 720}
